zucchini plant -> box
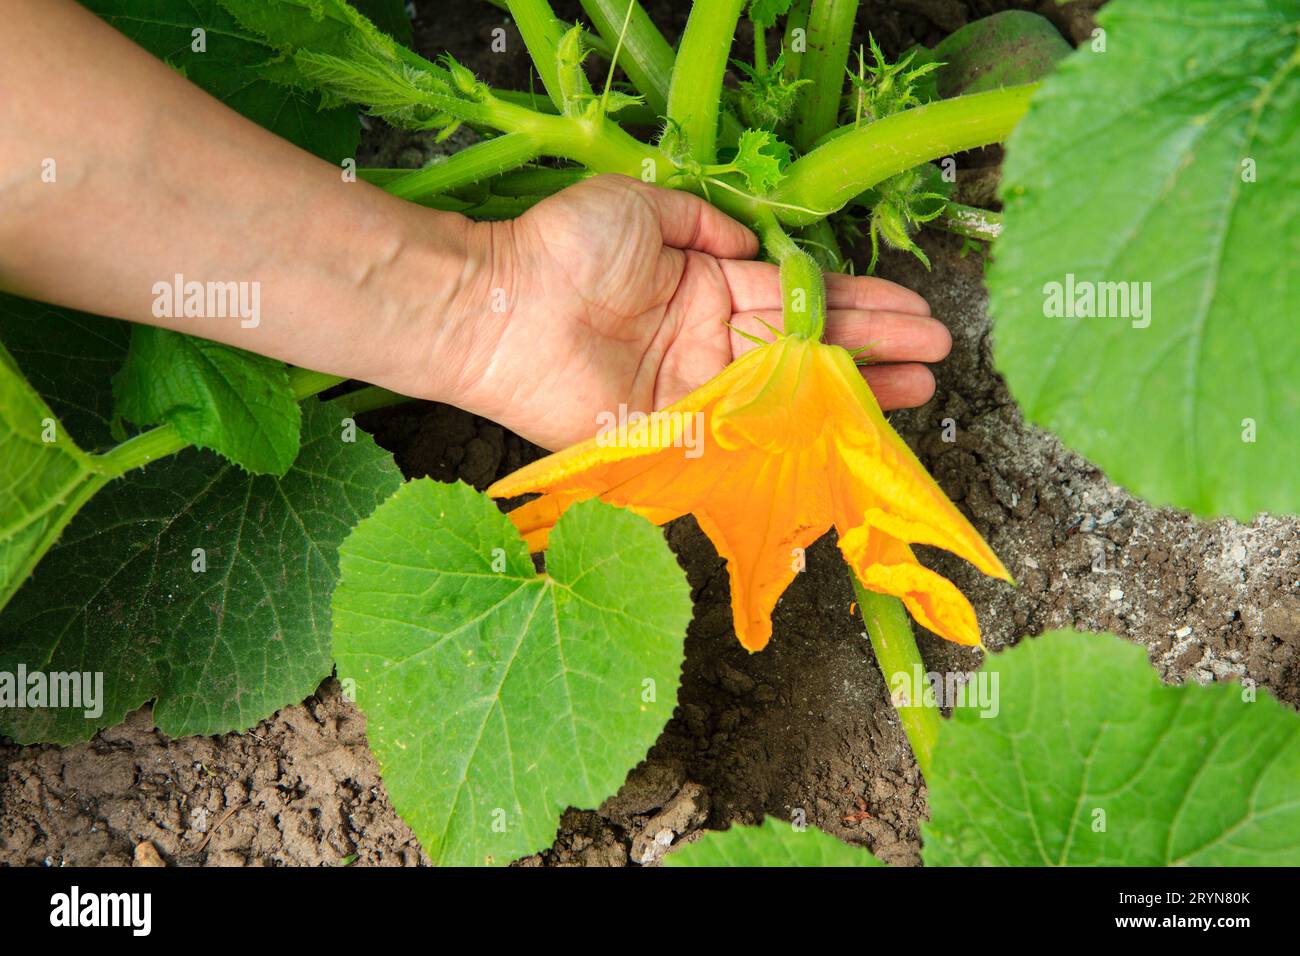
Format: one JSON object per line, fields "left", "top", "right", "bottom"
{"left": 1, "top": 0, "right": 1296, "bottom": 866}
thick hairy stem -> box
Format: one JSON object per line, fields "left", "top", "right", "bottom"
{"left": 666, "top": 0, "right": 746, "bottom": 164}
{"left": 384, "top": 134, "right": 541, "bottom": 201}
{"left": 757, "top": 212, "right": 826, "bottom": 340}
{"left": 850, "top": 573, "right": 941, "bottom": 777}
{"left": 935, "top": 203, "right": 1003, "bottom": 241}
{"left": 506, "top": 0, "right": 586, "bottom": 111}
{"left": 774, "top": 84, "right": 1037, "bottom": 225}
{"left": 791, "top": 0, "right": 859, "bottom": 152}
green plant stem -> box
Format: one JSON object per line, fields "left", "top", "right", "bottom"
{"left": 753, "top": 21, "right": 768, "bottom": 75}
{"left": 791, "top": 0, "right": 859, "bottom": 152}
{"left": 800, "top": 218, "right": 844, "bottom": 270}
{"left": 782, "top": 0, "right": 811, "bottom": 80}
{"left": 488, "top": 166, "right": 589, "bottom": 196}
{"left": 288, "top": 367, "right": 347, "bottom": 399}
{"left": 579, "top": 0, "right": 674, "bottom": 116}
{"left": 666, "top": 0, "right": 746, "bottom": 164}
{"left": 337, "top": 385, "right": 414, "bottom": 415}
{"left": 935, "top": 202, "right": 1002, "bottom": 241}
{"left": 94, "top": 423, "right": 188, "bottom": 476}
{"left": 774, "top": 84, "right": 1037, "bottom": 224}
{"left": 850, "top": 572, "right": 941, "bottom": 776}
{"left": 94, "top": 368, "right": 347, "bottom": 476}
{"left": 483, "top": 0, "right": 613, "bottom": 58}
{"left": 506, "top": 0, "right": 582, "bottom": 111}
{"left": 755, "top": 212, "right": 825, "bottom": 339}
{"left": 382, "top": 134, "right": 541, "bottom": 201}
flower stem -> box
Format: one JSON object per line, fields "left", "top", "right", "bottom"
{"left": 848, "top": 569, "right": 940, "bottom": 777}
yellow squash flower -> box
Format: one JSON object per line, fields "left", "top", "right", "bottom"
{"left": 488, "top": 334, "right": 1011, "bottom": 652}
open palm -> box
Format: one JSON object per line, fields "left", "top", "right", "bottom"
{"left": 454, "top": 175, "right": 952, "bottom": 450}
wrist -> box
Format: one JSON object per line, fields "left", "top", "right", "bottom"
{"left": 416, "top": 215, "right": 519, "bottom": 415}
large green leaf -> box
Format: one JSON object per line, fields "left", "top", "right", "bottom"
{"left": 990, "top": 0, "right": 1300, "bottom": 519}
{"left": 0, "top": 297, "right": 130, "bottom": 453}
{"left": 333, "top": 481, "right": 693, "bottom": 866}
{"left": 0, "top": 399, "right": 402, "bottom": 744}
{"left": 665, "top": 817, "right": 882, "bottom": 867}
{"left": 114, "top": 326, "right": 301, "bottom": 476}
{"left": 924, "top": 631, "right": 1300, "bottom": 866}
{"left": 0, "top": 343, "right": 106, "bottom": 613}
{"left": 85, "top": 0, "right": 362, "bottom": 162}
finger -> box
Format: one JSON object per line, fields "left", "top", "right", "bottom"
{"left": 718, "top": 259, "right": 782, "bottom": 313}
{"left": 824, "top": 272, "right": 931, "bottom": 316}
{"left": 862, "top": 363, "right": 937, "bottom": 410}
{"left": 827, "top": 309, "right": 951, "bottom": 361}
{"left": 628, "top": 179, "right": 759, "bottom": 259}
{"left": 719, "top": 259, "right": 932, "bottom": 317}
{"left": 731, "top": 308, "right": 952, "bottom": 363}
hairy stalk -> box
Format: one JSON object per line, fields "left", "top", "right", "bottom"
{"left": 665, "top": 0, "right": 746, "bottom": 164}
{"left": 506, "top": 0, "right": 587, "bottom": 110}
{"left": 757, "top": 212, "right": 826, "bottom": 340}
{"left": 383, "top": 134, "right": 541, "bottom": 201}
{"left": 935, "top": 203, "right": 1002, "bottom": 241}
{"left": 775, "top": 84, "right": 1037, "bottom": 225}
{"left": 93, "top": 424, "right": 188, "bottom": 476}
{"left": 791, "top": 0, "right": 860, "bottom": 151}
{"left": 851, "top": 574, "right": 941, "bottom": 776}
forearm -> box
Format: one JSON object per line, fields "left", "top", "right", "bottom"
{"left": 0, "top": 0, "right": 479, "bottom": 400}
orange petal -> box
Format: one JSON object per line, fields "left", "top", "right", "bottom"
{"left": 819, "top": 343, "right": 1011, "bottom": 582}
{"left": 712, "top": 337, "right": 823, "bottom": 453}
{"left": 838, "top": 525, "right": 982, "bottom": 647}
{"left": 487, "top": 345, "right": 769, "bottom": 500}
{"left": 692, "top": 442, "right": 833, "bottom": 651}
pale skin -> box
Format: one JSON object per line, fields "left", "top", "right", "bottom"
{"left": 1, "top": 0, "right": 950, "bottom": 451}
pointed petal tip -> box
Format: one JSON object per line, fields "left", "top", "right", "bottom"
{"left": 735, "top": 625, "right": 772, "bottom": 653}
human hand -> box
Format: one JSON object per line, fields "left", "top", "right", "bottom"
{"left": 434, "top": 174, "right": 952, "bottom": 450}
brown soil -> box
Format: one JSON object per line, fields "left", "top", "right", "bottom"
{"left": 3, "top": 0, "right": 1296, "bottom": 868}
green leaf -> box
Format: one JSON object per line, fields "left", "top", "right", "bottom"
{"left": 0, "top": 296, "right": 131, "bottom": 452}
{"left": 86, "top": 0, "right": 363, "bottom": 162}
{"left": 0, "top": 399, "right": 402, "bottom": 744}
{"left": 333, "top": 481, "right": 692, "bottom": 866}
{"left": 114, "top": 326, "right": 301, "bottom": 476}
{"left": 0, "top": 342, "right": 107, "bottom": 615}
{"left": 989, "top": 0, "right": 1300, "bottom": 519}
{"left": 730, "top": 128, "right": 791, "bottom": 194}
{"left": 924, "top": 630, "right": 1300, "bottom": 866}
{"left": 749, "top": 0, "right": 795, "bottom": 30}
{"left": 665, "top": 817, "right": 883, "bottom": 867}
